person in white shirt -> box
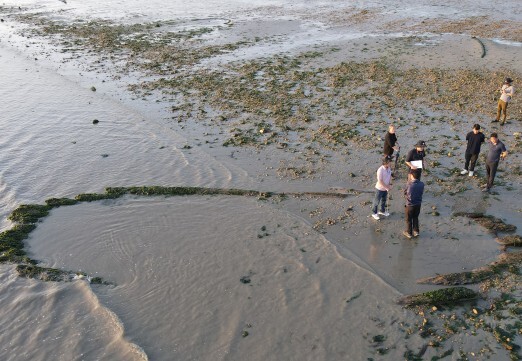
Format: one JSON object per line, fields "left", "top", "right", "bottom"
{"left": 371, "top": 156, "right": 392, "bottom": 220}
{"left": 494, "top": 77, "right": 515, "bottom": 125}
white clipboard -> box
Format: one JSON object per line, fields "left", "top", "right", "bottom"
{"left": 410, "top": 160, "right": 423, "bottom": 168}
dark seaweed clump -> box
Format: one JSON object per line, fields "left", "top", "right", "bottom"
{"left": 74, "top": 186, "right": 264, "bottom": 201}
{"left": 1, "top": 196, "right": 108, "bottom": 282}
{"left": 8, "top": 204, "right": 50, "bottom": 223}
{"left": 45, "top": 197, "right": 79, "bottom": 207}
{"left": 0, "top": 224, "right": 37, "bottom": 263}
{"left": 453, "top": 212, "right": 517, "bottom": 233}
{"left": 418, "top": 252, "right": 522, "bottom": 285}
{"left": 16, "top": 264, "right": 69, "bottom": 282}
{"left": 398, "top": 287, "right": 478, "bottom": 307}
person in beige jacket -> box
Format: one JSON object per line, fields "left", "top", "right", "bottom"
{"left": 494, "top": 77, "right": 515, "bottom": 125}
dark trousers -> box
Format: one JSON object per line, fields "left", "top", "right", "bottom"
{"left": 372, "top": 190, "right": 388, "bottom": 214}
{"left": 496, "top": 99, "right": 508, "bottom": 123}
{"left": 405, "top": 204, "right": 421, "bottom": 235}
{"left": 485, "top": 161, "right": 499, "bottom": 189}
{"left": 464, "top": 153, "right": 479, "bottom": 171}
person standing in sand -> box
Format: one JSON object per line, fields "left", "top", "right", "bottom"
{"left": 383, "top": 125, "right": 400, "bottom": 158}
{"left": 483, "top": 133, "right": 508, "bottom": 193}
{"left": 494, "top": 77, "right": 515, "bottom": 125}
{"left": 383, "top": 125, "right": 400, "bottom": 177}
{"left": 405, "top": 140, "right": 426, "bottom": 180}
{"left": 460, "top": 124, "right": 485, "bottom": 177}
{"left": 371, "top": 156, "right": 392, "bottom": 220}
{"left": 403, "top": 169, "right": 424, "bottom": 239}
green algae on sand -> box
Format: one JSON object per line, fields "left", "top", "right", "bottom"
{"left": 496, "top": 235, "right": 522, "bottom": 247}
{"left": 0, "top": 224, "right": 37, "bottom": 263}
{"left": 417, "top": 252, "right": 522, "bottom": 285}
{"left": 398, "top": 287, "right": 478, "bottom": 307}
{"left": 8, "top": 204, "right": 50, "bottom": 224}
{"left": 453, "top": 212, "right": 517, "bottom": 233}
{"left": 45, "top": 197, "right": 79, "bottom": 208}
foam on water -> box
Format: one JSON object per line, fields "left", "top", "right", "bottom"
{"left": 492, "top": 38, "right": 522, "bottom": 47}
{"left": 0, "top": 264, "right": 148, "bottom": 360}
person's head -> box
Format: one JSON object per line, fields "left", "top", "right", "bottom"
{"left": 409, "top": 169, "right": 421, "bottom": 180}
{"left": 473, "top": 124, "right": 481, "bottom": 134}
{"left": 415, "top": 140, "right": 426, "bottom": 151}
{"left": 388, "top": 125, "right": 396, "bottom": 134}
{"left": 382, "top": 156, "right": 392, "bottom": 168}
{"left": 490, "top": 133, "right": 498, "bottom": 144}
{"left": 505, "top": 77, "right": 513, "bottom": 85}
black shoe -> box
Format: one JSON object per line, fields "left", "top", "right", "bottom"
{"left": 492, "top": 119, "right": 499, "bottom": 123}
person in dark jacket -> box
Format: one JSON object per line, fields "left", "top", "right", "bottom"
{"left": 383, "top": 125, "right": 400, "bottom": 157}
{"left": 483, "top": 133, "right": 508, "bottom": 193}
{"left": 460, "top": 124, "right": 485, "bottom": 177}
{"left": 403, "top": 169, "right": 424, "bottom": 239}
{"left": 405, "top": 140, "right": 426, "bottom": 180}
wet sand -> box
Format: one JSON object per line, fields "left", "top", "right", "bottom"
{"left": 0, "top": 1, "right": 521, "bottom": 360}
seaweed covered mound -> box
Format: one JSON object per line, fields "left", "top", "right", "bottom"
{"left": 453, "top": 212, "right": 517, "bottom": 233}
{"left": 398, "top": 287, "right": 478, "bottom": 307}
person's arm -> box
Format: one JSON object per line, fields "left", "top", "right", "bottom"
{"left": 404, "top": 182, "right": 413, "bottom": 203}
{"left": 384, "top": 133, "right": 391, "bottom": 148}
{"left": 393, "top": 135, "right": 400, "bottom": 151}
{"left": 405, "top": 151, "right": 416, "bottom": 169}
{"left": 500, "top": 144, "right": 508, "bottom": 160}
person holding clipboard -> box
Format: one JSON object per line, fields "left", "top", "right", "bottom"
{"left": 405, "top": 140, "right": 426, "bottom": 180}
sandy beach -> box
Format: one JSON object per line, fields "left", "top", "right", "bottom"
{"left": 0, "top": 1, "right": 521, "bottom": 360}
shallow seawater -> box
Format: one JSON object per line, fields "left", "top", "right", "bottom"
{"left": 25, "top": 195, "right": 416, "bottom": 360}
{"left": 2, "top": 0, "right": 521, "bottom": 22}
{"left": 0, "top": 44, "right": 256, "bottom": 223}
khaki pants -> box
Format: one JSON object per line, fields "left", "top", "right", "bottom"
{"left": 496, "top": 99, "right": 508, "bottom": 123}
